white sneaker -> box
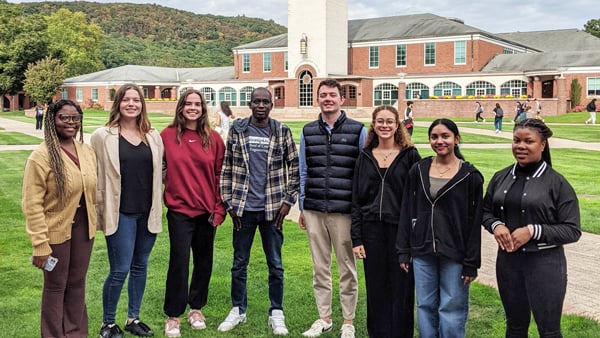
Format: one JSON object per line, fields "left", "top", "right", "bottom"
{"left": 340, "top": 324, "right": 356, "bottom": 338}
{"left": 217, "top": 307, "right": 247, "bottom": 332}
{"left": 268, "top": 310, "right": 288, "bottom": 335}
{"left": 302, "top": 319, "right": 333, "bottom": 337}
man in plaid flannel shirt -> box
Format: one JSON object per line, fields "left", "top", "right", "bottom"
{"left": 218, "top": 87, "right": 299, "bottom": 335}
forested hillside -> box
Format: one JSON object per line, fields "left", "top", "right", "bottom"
{"left": 18, "top": 1, "right": 287, "bottom": 68}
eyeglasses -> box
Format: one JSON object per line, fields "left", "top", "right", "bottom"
{"left": 374, "top": 119, "right": 397, "bottom": 126}
{"left": 251, "top": 98, "right": 271, "bottom": 105}
{"left": 57, "top": 114, "right": 82, "bottom": 123}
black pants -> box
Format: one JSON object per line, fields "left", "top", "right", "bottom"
{"left": 163, "top": 211, "right": 216, "bottom": 317}
{"left": 362, "top": 220, "right": 414, "bottom": 338}
{"left": 36, "top": 115, "right": 43, "bottom": 129}
{"left": 496, "top": 247, "right": 567, "bottom": 338}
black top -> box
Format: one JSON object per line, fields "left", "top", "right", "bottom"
{"left": 119, "top": 136, "right": 153, "bottom": 213}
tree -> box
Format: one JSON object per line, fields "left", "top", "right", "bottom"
{"left": 0, "top": 3, "right": 48, "bottom": 95}
{"left": 23, "top": 56, "right": 66, "bottom": 104}
{"left": 584, "top": 19, "right": 600, "bottom": 38}
{"left": 46, "top": 8, "right": 105, "bottom": 77}
{"left": 570, "top": 79, "right": 582, "bottom": 108}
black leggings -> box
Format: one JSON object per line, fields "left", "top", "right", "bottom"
{"left": 496, "top": 247, "right": 566, "bottom": 338}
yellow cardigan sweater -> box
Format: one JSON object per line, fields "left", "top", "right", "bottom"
{"left": 22, "top": 141, "right": 98, "bottom": 256}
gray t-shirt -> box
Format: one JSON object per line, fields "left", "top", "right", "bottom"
{"left": 245, "top": 123, "right": 270, "bottom": 211}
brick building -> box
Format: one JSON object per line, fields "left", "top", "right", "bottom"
{"left": 47, "top": 0, "right": 600, "bottom": 118}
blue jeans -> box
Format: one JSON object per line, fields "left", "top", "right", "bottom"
{"left": 103, "top": 212, "right": 157, "bottom": 323}
{"left": 495, "top": 117, "right": 503, "bottom": 131}
{"left": 413, "top": 256, "right": 470, "bottom": 338}
{"left": 231, "top": 211, "right": 284, "bottom": 315}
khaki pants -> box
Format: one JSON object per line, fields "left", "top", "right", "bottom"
{"left": 303, "top": 210, "right": 358, "bottom": 320}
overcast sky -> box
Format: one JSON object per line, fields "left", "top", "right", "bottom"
{"left": 7, "top": 0, "right": 597, "bottom": 33}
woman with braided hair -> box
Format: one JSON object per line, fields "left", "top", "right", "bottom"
{"left": 22, "top": 99, "right": 97, "bottom": 338}
{"left": 483, "top": 118, "right": 581, "bottom": 337}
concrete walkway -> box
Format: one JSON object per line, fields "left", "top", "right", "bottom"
{"left": 2, "top": 116, "right": 599, "bottom": 321}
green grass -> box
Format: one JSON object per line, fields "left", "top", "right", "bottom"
{"left": 2, "top": 111, "right": 600, "bottom": 336}
{"left": 0, "top": 132, "right": 43, "bottom": 145}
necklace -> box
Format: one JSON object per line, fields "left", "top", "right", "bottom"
{"left": 375, "top": 148, "right": 398, "bottom": 165}
{"left": 434, "top": 157, "right": 456, "bottom": 177}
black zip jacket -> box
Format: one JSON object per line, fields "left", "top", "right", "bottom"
{"left": 350, "top": 146, "right": 421, "bottom": 247}
{"left": 482, "top": 161, "right": 581, "bottom": 251}
{"left": 396, "top": 157, "right": 484, "bottom": 277}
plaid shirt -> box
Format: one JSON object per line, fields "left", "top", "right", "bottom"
{"left": 220, "top": 117, "right": 299, "bottom": 221}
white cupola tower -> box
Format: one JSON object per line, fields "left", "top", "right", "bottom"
{"left": 287, "top": 0, "right": 348, "bottom": 78}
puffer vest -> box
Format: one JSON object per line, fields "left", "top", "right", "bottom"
{"left": 303, "top": 112, "right": 363, "bottom": 213}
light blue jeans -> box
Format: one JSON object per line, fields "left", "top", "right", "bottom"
{"left": 102, "top": 212, "right": 157, "bottom": 323}
{"left": 413, "top": 256, "right": 470, "bottom": 338}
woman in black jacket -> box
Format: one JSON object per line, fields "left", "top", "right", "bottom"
{"left": 351, "top": 105, "right": 421, "bottom": 338}
{"left": 397, "top": 118, "right": 483, "bottom": 338}
{"left": 482, "top": 118, "right": 581, "bottom": 338}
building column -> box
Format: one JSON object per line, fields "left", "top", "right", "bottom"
{"left": 397, "top": 80, "right": 407, "bottom": 109}
{"left": 556, "top": 75, "right": 568, "bottom": 114}
{"left": 533, "top": 76, "right": 542, "bottom": 98}
{"left": 171, "top": 87, "right": 177, "bottom": 99}
{"left": 154, "top": 86, "right": 161, "bottom": 99}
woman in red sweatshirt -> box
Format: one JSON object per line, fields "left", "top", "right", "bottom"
{"left": 161, "top": 89, "right": 226, "bottom": 337}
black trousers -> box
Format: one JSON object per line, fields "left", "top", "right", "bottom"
{"left": 163, "top": 211, "right": 216, "bottom": 317}
{"left": 362, "top": 220, "right": 414, "bottom": 338}
{"left": 496, "top": 246, "right": 567, "bottom": 338}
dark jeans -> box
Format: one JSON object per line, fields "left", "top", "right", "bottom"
{"left": 164, "top": 211, "right": 216, "bottom": 317}
{"left": 362, "top": 220, "right": 414, "bottom": 338}
{"left": 103, "top": 212, "right": 157, "bottom": 323}
{"left": 36, "top": 115, "right": 43, "bottom": 130}
{"left": 231, "top": 211, "right": 284, "bottom": 314}
{"left": 41, "top": 213, "right": 93, "bottom": 338}
{"left": 496, "top": 247, "right": 567, "bottom": 338}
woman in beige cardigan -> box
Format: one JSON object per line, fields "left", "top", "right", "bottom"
{"left": 23, "top": 99, "right": 97, "bottom": 338}
{"left": 91, "top": 83, "right": 164, "bottom": 338}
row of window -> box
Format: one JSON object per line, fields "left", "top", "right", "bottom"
{"left": 374, "top": 80, "right": 529, "bottom": 106}
{"left": 369, "top": 41, "right": 466, "bottom": 68}
{"left": 242, "top": 52, "right": 289, "bottom": 73}
{"left": 63, "top": 77, "right": 600, "bottom": 107}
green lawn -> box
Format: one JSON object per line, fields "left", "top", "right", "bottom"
{"left": 0, "top": 131, "right": 42, "bottom": 145}
{"left": 2, "top": 111, "right": 600, "bottom": 336}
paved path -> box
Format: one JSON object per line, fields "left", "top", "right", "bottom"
{"left": 2, "top": 116, "right": 599, "bottom": 321}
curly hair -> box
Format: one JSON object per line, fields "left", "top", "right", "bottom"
{"left": 364, "top": 105, "right": 412, "bottom": 149}
{"left": 43, "top": 99, "right": 84, "bottom": 205}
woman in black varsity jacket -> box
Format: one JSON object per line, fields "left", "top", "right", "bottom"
{"left": 482, "top": 118, "right": 581, "bottom": 338}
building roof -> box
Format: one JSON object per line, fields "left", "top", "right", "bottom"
{"left": 347, "top": 13, "right": 485, "bottom": 42}
{"left": 495, "top": 29, "right": 600, "bottom": 52}
{"left": 482, "top": 51, "right": 600, "bottom": 72}
{"left": 64, "top": 65, "right": 234, "bottom": 84}
{"left": 233, "top": 13, "right": 532, "bottom": 50}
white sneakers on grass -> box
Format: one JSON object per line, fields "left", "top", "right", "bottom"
{"left": 218, "top": 307, "right": 289, "bottom": 335}
{"left": 268, "top": 309, "right": 289, "bottom": 335}
{"left": 302, "top": 319, "right": 334, "bottom": 337}
{"left": 217, "top": 307, "right": 247, "bottom": 332}
{"left": 340, "top": 323, "right": 356, "bottom": 338}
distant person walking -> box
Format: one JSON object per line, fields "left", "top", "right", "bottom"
{"left": 585, "top": 98, "right": 596, "bottom": 125}
{"left": 475, "top": 101, "right": 485, "bottom": 123}
{"left": 35, "top": 104, "right": 44, "bottom": 130}
{"left": 215, "top": 101, "right": 234, "bottom": 141}
{"left": 403, "top": 101, "right": 414, "bottom": 136}
{"left": 513, "top": 101, "right": 523, "bottom": 123}
{"left": 493, "top": 103, "right": 504, "bottom": 133}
